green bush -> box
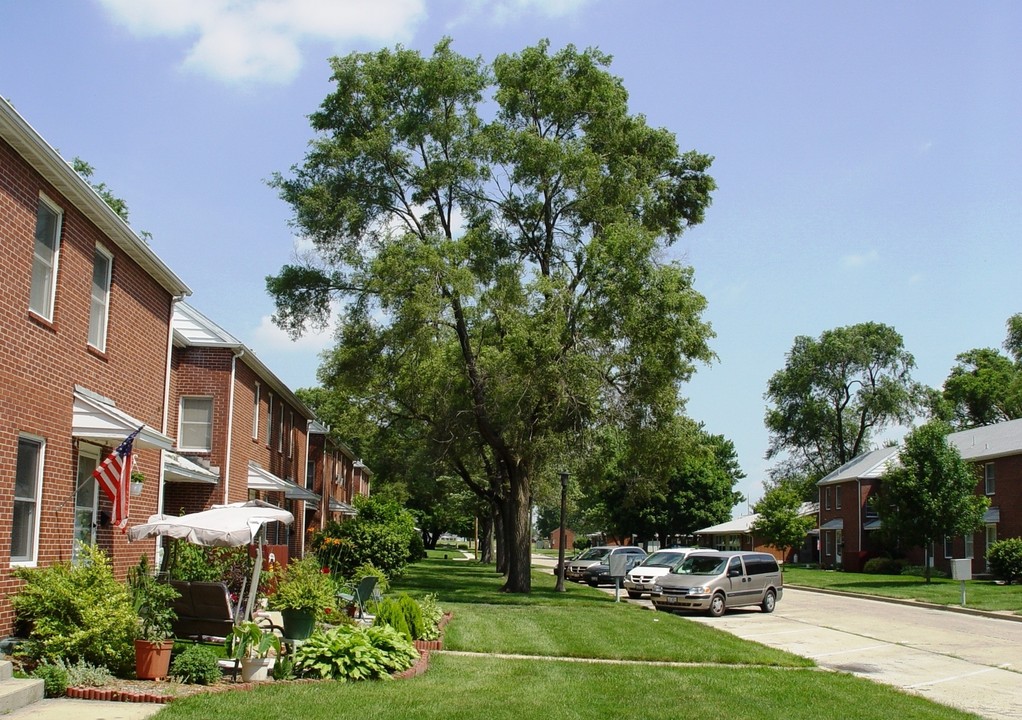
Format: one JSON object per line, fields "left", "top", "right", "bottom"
{"left": 268, "top": 555, "right": 337, "bottom": 619}
{"left": 350, "top": 562, "right": 390, "bottom": 595}
{"left": 170, "top": 644, "right": 222, "bottom": 685}
{"left": 59, "top": 658, "right": 114, "bottom": 687}
{"left": 311, "top": 496, "right": 418, "bottom": 579}
{"left": 396, "top": 594, "right": 425, "bottom": 640}
{"left": 987, "top": 537, "right": 1022, "bottom": 584}
{"left": 862, "top": 557, "right": 905, "bottom": 575}
{"left": 32, "top": 662, "right": 68, "bottom": 697}
{"left": 418, "top": 593, "right": 444, "bottom": 641}
{"left": 165, "top": 543, "right": 256, "bottom": 598}
{"left": 292, "top": 624, "right": 418, "bottom": 681}
{"left": 10, "top": 544, "right": 136, "bottom": 676}
{"left": 372, "top": 598, "right": 411, "bottom": 640}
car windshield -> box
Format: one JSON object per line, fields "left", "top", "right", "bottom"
{"left": 674, "top": 556, "right": 727, "bottom": 576}
{"left": 641, "top": 551, "right": 686, "bottom": 567}
{"left": 575, "top": 548, "right": 609, "bottom": 561}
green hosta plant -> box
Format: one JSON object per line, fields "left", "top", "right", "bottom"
{"left": 292, "top": 624, "right": 418, "bottom": 681}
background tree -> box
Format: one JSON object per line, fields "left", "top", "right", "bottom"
{"left": 765, "top": 322, "right": 923, "bottom": 483}
{"left": 268, "top": 39, "right": 716, "bottom": 592}
{"left": 875, "top": 420, "right": 988, "bottom": 582}
{"left": 72, "top": 157, "right": 130, "bottom": 222}
{"left": 751, "top": 484, "right": 814, "bottom": 565}
{"left": 936, "top": 313, "right": 1022, "bottom": 429}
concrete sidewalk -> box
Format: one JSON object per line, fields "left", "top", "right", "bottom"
{"left": 2, "top": 697, "right": 164, "bottom": 720}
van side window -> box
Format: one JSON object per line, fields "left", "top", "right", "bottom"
{"left": 746, "top": 556, "right": 779, "bottom": 575}
{"left": 728, "top": 557, "right": 743, "bottom": 577}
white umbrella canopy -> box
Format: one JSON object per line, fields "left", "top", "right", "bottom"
{"left": 128, "top": 499, "right": 294, "bottom": 621}
{"left": 128, "top": 499, "right": 294, "bottom": 546}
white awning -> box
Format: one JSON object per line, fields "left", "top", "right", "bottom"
{"left": 329, "top": 498, "right": 357, "bottom": 515}
{"left": 863, "top": 519, "right": 882, "bottom": 531}
{"left": 983, "top": 507, "right": 1000, "bottom": 524}
{"left": 820, "top": 519, "right": 844, "bottom": 531}
{"left": 72, "top": 387, "right": 172, "bottom": 450}
{"left": 247, "top": 463, "right": 319, "bottom": 501}
{"left": 164, "top": 452, "right": 219, "bottom": 485}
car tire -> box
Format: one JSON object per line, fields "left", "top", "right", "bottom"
{"left": 708, "top": 593, "right": 726, "bottom": 617}
{"left": 626, "top": 590, "right": 642, "bottom": 599}
{"left": 761, "top": 589, "right": 776, "bottom": 614}
{"left": 586, "top": 578, "right": 599, "bottom": 587}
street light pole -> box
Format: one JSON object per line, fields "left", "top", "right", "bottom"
{"left": 556, "top": 471, "right": 568, "bottom": 592}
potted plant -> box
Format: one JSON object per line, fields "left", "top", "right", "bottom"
{"left": 130, "top": 470, "right": 145, "bottom": 496}
{"left": 268, "top": 556, "right": 336, "bottom": 639}
{"left": 225, "top": 621, "right": 281, "bottom": 682}
{"left": 127, "top": 555, "right": 179, "bottom": 680}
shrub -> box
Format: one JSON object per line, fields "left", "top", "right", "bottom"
{"left": 311, "top": 496, "right": 418, "bottom": 579}
{"left": 862, "top": 557, "right": 905, "bottom": 575}
{"left": 165, "top": 543, "right": 255, "bottom": 599}
{"left": 418, "top": 593, "right": 444, "bottom": 641}
{"left": 372, "top": 598, "right": 411, "bottom": 640}
{"left": 10, "top": 544, "right": 136, "bottom": 677}
{"left": 396, "top": 594, "right": 425, "bottom": 640}
{"left": 350, "top": 562, "right": 390, "bottom": 596}
{"left": 171, "top": 644, "right": 222, "bottom": 685}
{"left": 59, "top": 658, "right": 114, "bottom": 687}
{"left": 987, "top": 538, "right": 1022, "bottom": 584}
{"left": 32, "top": 662, "right": 68, "bottom": 697}
{"left": 268, "top": 556, "right": 337, "bottom": 619}
{"left": 292, "top": 624, "right": 418, "bottom": 681}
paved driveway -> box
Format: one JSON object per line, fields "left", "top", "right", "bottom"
{"left": 683, "top": 587, "right": 1022, "bottom": 720}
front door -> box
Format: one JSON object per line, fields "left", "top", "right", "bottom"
{"left": 73, "top": 446, "right": 100, "bottom": 562}
{"left": 835, "top": 530, "right": 843, "bottom": 566}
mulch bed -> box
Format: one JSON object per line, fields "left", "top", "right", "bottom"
{"left": 66, "top": 612, "right": 452, "bottom": 704}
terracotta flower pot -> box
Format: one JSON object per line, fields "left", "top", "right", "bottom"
{"left": 134, "top": 638, "right": 174, "bottom": 680}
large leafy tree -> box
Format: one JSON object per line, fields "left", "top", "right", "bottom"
{"left": 764, "top": 322, "right": 923, "bottom": 482}
{"left": 751, "top": 484, "right": 814, "bottom": 564}
{"left": 268, "top": 40, "right": 716, "bottom": 592}
{"left": 937, "top": 313, "right": 1022, "bottom": 429}
{"left": 876, "top": 421, "right": 988, "bottom": 582}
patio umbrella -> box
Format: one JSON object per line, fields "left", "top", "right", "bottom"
{"left": 128, "top": 500, "right": 294, "bottom": 621}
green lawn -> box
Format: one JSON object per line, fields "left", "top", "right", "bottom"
{"left": 784, "top": 566, "right": 1022, "bottom": 614}
{"left": 151, "top": 557, "right": 984, "bottom": 720}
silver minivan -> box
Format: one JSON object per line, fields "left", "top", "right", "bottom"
{"left": 650, "top": 550, "right": 782, "bottom": 617}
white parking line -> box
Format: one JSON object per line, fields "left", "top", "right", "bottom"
{"left": 906, "top": 667, "right": 999, "bottom": 688}
{"left": 810, "top": 644, "right": 889, "bottom": 658}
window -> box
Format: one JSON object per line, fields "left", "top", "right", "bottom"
{"left": 964, "top": 533, "right": 974, "bottom": 560}
{"left": 12, "top": 436, "right": 44, "bottom": 565}
{"left": 985, "top": 525, "right": 997, "bottom": 571}
{"left": 985, "top": 463, "right": 995, "bottom": 495}
{"left": 277, "top": 406, "right": 284, "bottom": 453}
{"left": 825, "top": 487, "right": 831, "bottom": 510}
{"left": 864, "top": 493, "right": 878, "bottom": 519}
{"left": 835, "top": 485, "right": 842, "bottom": 509}
{"left": 30, "top": 196, "right": 62, "bottom": 320}
{"left": 288, "top": 411, "right": 295, "bottom": 458}
{"left": 73, "top": 447, "right": 100, "bottom": 562}
{"left": 88, "top": 246, "right": 112, "bottom": 350}
{"left": 179, "top": 396, "right": 213, "bottom": 451}
{"left": 943, "top": 536, "right": 954, "bottom": 559}
{"left": 824, "top": 532, "right": 832, "bottom": 556}
{"left": 252, "top": 383, "right": 260, "bottom": 439}
{"left": 266, "top": 393, "right": 273, "bottom": 445}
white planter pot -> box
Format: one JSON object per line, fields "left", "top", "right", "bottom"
{"left": 130, "top": 482, "right": 143, "bottom": 497}
{"left": 240, "top": 657, "right": 274, "bottom": 682}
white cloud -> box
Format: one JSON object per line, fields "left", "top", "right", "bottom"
{"left": 841, "top": 249, "right": 879, "bottom": 269}
{"left": 97, "top": 0, "right": 426, "bottom": 84}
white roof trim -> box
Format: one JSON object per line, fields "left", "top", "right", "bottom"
{"left": 247, "top": 463, "right": 319, "bottom": 501}
{"left": 164, "top": 452, "right": 219, "bottom": 485}
{"left": 72, "top": 387, "right": 172, "bottom": 451}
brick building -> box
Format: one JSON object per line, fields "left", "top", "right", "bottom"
{"left": 817, "top": 419, "right": 1022, "bottom": 575}
{"left": 0, "top": 98, "right": 190, "bottom": 634}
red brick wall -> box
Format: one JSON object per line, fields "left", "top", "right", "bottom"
{"left": 0, "top": 137, "right": 173, "bottom": 634}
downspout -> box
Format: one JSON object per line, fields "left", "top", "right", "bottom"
{"left": 225, "top": 348, "right": 243, "bottom": 505}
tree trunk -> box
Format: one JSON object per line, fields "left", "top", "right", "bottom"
{"left": 479, "top": 512, "right": 494, "bottom": 564}
{"left": 494, "top": 504, "right": 507, "bottom": 574}
{"left": 502, "top": 468, "right": 532, "bottom": 593}
{"left": 924, "top": 544, "right": 932, "bottom": 583}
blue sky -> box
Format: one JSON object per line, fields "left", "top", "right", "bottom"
{"left": 3, "top": 1, "right": 1020, "bottom": 510}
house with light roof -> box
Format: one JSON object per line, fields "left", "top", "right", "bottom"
{"left": 693, "top": 502, "right": 818, "bottom": 564}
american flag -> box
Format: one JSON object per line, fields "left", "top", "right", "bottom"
{"left": 92, "top": 426, "right": 142, "bottom": 531}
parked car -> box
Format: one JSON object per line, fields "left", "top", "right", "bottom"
{"left": 564, "top": 546, "right": 644, "bottom": 583}
{"left": 623, "top": 547, "right": 699, "bottom": 598}
{"left": 650, "top": 550, "right": 783, "bottom": 617}
{"left": 580, "top": 546, "right": 648, "bottom": 586}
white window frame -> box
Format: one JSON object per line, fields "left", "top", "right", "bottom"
{"left": 266, "top": 393, "right": 273, "bottom": 445}
{"left": 824, "top": 531, "right": 832, "bottom": 556}
{"left": 12, "top": 434, "right": 45, "bottom": 566}
{"left": 252, "top": 383, "right": 260, "bottom": 439}
{"left": 73, "top": 445, "right": 101, "bottom": 562}
{"left": 88, "top": 244, "right": 113, "bottom": 351}
{"left": 835, "top": 485, "right": 842, "bottom": 510}
{"left": 985, "top": 463, "right": 995, "bottom": 495}
{"left": 277, "top": 406, "right": 284, "bottom": 453}
{"left": 943, "top": 536, "right": 954, "bottom": 559}
{"left": 288, "top": 411, "right": 295, "bottom": 458}
{"left": 178, "top": 396, "right": 213, "bottom": 451}
{"left": 825, "top": 487, "right": 831, "bottom": 510}
{"left": 964, "top": 533, "right": 974, "bottom": 560}
{"left": 985, "top": 524, "right": 997, "bottom": 571}
{"left": 30, "top": 195, "right": 63, "bottom": 321}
